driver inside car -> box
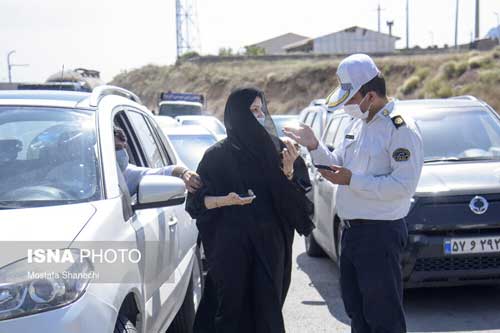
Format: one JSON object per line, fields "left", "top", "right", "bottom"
{"left": 113, "top": 126, "right": 202, "bottom": 196}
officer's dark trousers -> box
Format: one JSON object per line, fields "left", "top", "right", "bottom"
{"left": 340, "top": 219, "right": 408, "bottom": 333}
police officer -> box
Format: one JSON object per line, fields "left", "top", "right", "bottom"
{"left": 284, "top": 54, "right": 424, "bottom": 333}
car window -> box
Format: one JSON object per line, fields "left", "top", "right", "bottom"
{"left": 311, "top": 113, "right": 322, "bottom": 138}
{"left": 333, "top": 117, "right": 351, "bottom": 149}
{"left": 305, "top": 112, "right": 315, "bottom": 126}
{"left": 404, "top": 108, "right": 500, "bottom": 160}
{"left": 323, "top": 117, "right": 343, "bottom": 145}
{"left": 127, "top": 111, "right": 165, "bottom": 168}
{"left": 168, "top": 134, "right": 217, "bottom": 171}
{"left": 0, "top": 106, "right": 102, "bottom": 207}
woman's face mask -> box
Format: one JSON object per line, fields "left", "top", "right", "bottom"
{"left": 250, "top": 96, "right": 266, "bottom": 126}
{"left": 344, "top": 94, "right": 372, "bottom": 120}
{"left": 116, "top": 149, "right": 129, "bottom": 172}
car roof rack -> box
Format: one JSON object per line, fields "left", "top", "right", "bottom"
{"left": 89, "top": 85, "right": 142, "bottom": 107}
{"left": 449, "top": 95, "right": 478, "bottom": 101}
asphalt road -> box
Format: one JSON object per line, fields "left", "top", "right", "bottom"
{"left": 283, "top": 233, "right": 500, "bottom": 333}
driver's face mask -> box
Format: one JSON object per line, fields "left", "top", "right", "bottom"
{"left": 116, "top": 149, "right": 129, "bottom": 172}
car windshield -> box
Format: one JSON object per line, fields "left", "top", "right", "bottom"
{"left": 168, "top": 134, "right": 217, "bottom": 170}
{"left": 159, "top": 104, "right": 202, "bottom": 117}
{"left": 272, "top": 116, "right": 300, "bottom": 137}
{"left": 404, "top": 107, "right": 500, "bottom": 162}
{"left": 0, "top": 106, "right": 101, "bottom": 208}
{"left": 182, "top": 118, "right": 226, "bottom": 135}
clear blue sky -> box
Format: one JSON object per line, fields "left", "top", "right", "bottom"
{"left": 0, "top": 0, "right": 498, "bottom": 83}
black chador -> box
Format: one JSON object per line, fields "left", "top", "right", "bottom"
{"left": 186, "top": 87, "right": 313, "bottom": 333}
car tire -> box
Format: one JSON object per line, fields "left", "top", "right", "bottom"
{"left": 305, "top": 233, "right": 326, "bottom": 257}
{"left": 114, "top": 313, "right": 137, "bottom": 333}
{"left": 167, "top": 272, "right": 196, "bottom": 333}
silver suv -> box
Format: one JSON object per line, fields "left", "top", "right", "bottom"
{"left": 0, "top": 87, "right": 202, "bottom": 332}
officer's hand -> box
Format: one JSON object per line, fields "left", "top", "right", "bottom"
{"left": 318, "top": 165, "right": 352, "bottom": 185}
{"left": 282, "top": 123, "right": 319, "bottom": 151}
{"left": 182, "top": 170, "right": 203, "bottom": 193}
{"left": 224, "top": 192, "right": 255, "bottom": 206}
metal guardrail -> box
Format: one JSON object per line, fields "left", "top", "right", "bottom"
{"left": 89, "top": 85, "right": 142, "bottom": 107}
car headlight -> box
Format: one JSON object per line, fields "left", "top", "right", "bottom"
{"left": 0, "top": 249, "right": 93, "bottom": 321}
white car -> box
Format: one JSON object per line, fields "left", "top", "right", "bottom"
{"left": 154, "top": 115, "right": 178, "bottom": 129}
{"left": 0, "top": 86, "right": 202, "bottom": 332}
{"left": 159, "top": 125, "right": 218, "bottom": 172}
{"left": 175, "top": 115, "right": 226, "bottom": 141}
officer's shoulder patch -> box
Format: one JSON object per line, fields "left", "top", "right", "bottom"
{"left": 391, "top": 115, "right": 406, "bottom": 129}
{"left": 392, "top": 148, "right": 411, "bottom": 162}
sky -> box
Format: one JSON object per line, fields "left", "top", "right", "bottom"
{"left": 0, "top": 0, "right": 499, "bottom": 83}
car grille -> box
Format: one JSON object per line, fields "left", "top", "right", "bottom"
{"left": 415, "top": 256, "right": 500, "bottom": 272}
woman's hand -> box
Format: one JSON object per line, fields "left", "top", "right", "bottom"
{"left": 281, "top": 138, "right": 299, "bottom": 179}
{"left": 223, "top": 192, "right": 255, "bottom": 206}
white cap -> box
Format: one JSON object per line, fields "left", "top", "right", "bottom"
{"left": 325, "top": 54, "right": 380, "bottom": 112}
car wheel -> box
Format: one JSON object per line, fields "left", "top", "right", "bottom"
{"left": 114, "top": 313, "right": 137, "bottom": 333}
{"left": 167, "top": 258, "right": 199, "bottom": 333}
{"left": 305, "top": 233, "right": 326, "bottom": 257}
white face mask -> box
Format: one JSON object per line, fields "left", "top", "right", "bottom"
{"left": 116, "top": 149, "right": 129, "bottom": 172}
{"left": 255, "top": 115, "right": 266, "bottom": 126}
{"left": 344, "top": 95, "right": 372, "bottom": 120}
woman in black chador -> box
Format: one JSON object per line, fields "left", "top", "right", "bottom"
{"left": 186, "top": 87, "right": 314, "bottom": 333}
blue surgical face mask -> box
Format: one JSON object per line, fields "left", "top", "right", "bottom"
{"left": 255, "top": 115, "right": 266, "bottom": 127}
{"left": 116, "top": 149, "right": 129, "bottom": 172}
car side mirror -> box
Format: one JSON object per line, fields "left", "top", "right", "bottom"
{"left": 133, "top": 175, "right": 186, "bottom": 211}
{"left": 326, "top": 144, "right": 335, "bottom": 152}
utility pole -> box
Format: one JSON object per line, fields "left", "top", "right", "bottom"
{"left": 406, "top": 0, "right": 410, "bottom": 49}
{"left": 7, "top": 50, "right": 29, "bottom": 83}
{"left": 376, "top": 3, "right": 385, "bottom": 33}
{"left": 455, "top": 0, "right": 459, "bottom": 49}
{"left": 474, "top": 0, "right": 480, "bottom": 40}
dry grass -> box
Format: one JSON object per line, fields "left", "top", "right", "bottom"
{"left": 111, "top": 49, "right": 500, "bottom": 116}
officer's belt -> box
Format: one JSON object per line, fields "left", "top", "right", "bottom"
{"left": 343, "top": 219, "right": 400, "bottom": 228}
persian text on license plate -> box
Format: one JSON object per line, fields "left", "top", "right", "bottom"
{"left": 444, "top": 236, "right": 500, "bottom": 255}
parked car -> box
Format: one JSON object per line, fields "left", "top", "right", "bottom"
{"left": 0, "top": 87, "right": 202, "bottom": 332}
{"left": 154, "top": 115, "right": 178, "bottom": 129}
{"left": 160, "top": 125, "right": 218, "bottom": 171}
{"left": 175, "top": 115, "right": 226, "bottom": 141}
{"left": 158, "top": 92, "right": 204, "bottom": 118}
{"left": 306, "top": 96, "right": 500, "bottom": 288}
{"left": 297, "top": 104, "right": 332, "bottom": 207}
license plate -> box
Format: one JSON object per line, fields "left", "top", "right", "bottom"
{"left": 444, "top": 236, "right": 500, "bottom": 255}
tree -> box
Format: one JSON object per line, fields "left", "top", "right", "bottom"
{"left": 218, "top": 47, "right": 234, "bottom": 56}
{"left": 244, "top": 46, "right": 266, "bottom": 56}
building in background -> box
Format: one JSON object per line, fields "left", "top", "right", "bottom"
{"left": 247, "top": 33, "right": 310, "bottom": 55}
{"left": 285, "top": 26, "right": 400, "bottom": 55}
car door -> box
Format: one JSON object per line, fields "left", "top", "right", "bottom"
{"left": 124, "top": 109, "right": 180, "bottom": 332}
{"left": 313, "top": 115, "right": 342, "bottom": 247}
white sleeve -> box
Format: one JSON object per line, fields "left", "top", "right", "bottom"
{"left": 349, "top": 126, "right": 424, "bottom": 201}
{"left": 144, "top": 165, "right": 176, "bottom": 177}
{"left": 309, "top": 141, "right": 343, "bottom": 166}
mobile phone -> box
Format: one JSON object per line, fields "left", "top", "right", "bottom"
{"left": 239, "top": 190, "right": 256, "bottom": 200}
{"left": 239, "top": 195, "right": 256, "bottom": 200}
{"left": 314, "top": 164, "right": 334, "bottom": 171}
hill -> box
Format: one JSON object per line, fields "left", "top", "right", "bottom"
{"left": 111, "top": 48, "right": 500, "bottom": 116}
